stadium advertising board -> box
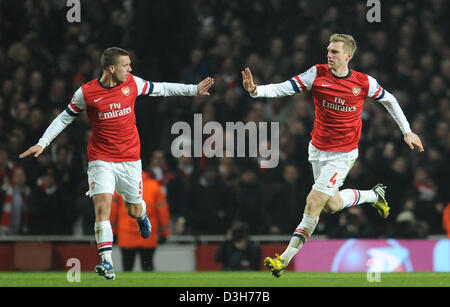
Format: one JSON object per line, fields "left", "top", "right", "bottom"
{"left": 293, "top": 239, "right": 450, "bottom": 272}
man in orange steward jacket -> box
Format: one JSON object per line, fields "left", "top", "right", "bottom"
{"left": 443, "top": 203, "right": 450, "bottom": 239}
{"left": 111, "top": 172, "right": 171, "bottom": 271}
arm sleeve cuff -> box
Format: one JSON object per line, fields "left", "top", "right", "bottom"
{"left": 249, "top": 81, "right": 295, "bottom": 98}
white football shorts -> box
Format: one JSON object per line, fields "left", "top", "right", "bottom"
{"left": 308, "top": 142, "right": 358, "bottom": 196}
{"left": 86, "top": 160, "right": 143, "bottom": 204}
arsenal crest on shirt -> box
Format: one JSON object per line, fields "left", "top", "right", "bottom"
{"left": 121, "top": 86, "right": 130, "bottom": 96}
{"left": 352, "top": 86, "right": 361, "bottom": 96}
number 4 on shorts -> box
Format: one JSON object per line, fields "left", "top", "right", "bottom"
{"left": 329, "top": 172, "right": 338, "bottom": 186}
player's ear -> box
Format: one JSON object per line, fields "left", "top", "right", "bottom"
{"left": 107, "top": 65, "right": 115, "bottom": 74}
{"left": 347, "top": 52, "right": 353, "bottom": 61}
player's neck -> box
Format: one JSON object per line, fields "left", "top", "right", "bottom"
{"left": 99, "top": 72, "right": 119, "bottom": 88}
{"left": 330, "top": 65, "right": 349, "bottom": 77}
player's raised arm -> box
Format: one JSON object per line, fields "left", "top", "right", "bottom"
{"left": 133, "top": 75, "right": 214, "bottom": 97}
{"left": 242, "top": 65, "right": 317, "bottom": 98}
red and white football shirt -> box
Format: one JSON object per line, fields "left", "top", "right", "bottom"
{"left": 291, "top": 64, "right": 384, "bottom": 152}
{"left": 64, "top": 75, "right": 197, "bottom": 162}
{"left": 252, "top": 64, "right": 407, "bottom": 152}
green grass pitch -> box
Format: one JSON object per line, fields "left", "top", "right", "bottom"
{"left": 0, "top": 271, "right": 449, "bottom": 287}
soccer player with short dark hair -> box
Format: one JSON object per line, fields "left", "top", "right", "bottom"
{"left": 20, "top": 47, "right": 214, "bottom": 280}
{"left": 242, "top": 34, "right": 424, "bottom": 277}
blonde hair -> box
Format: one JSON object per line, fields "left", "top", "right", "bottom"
{"left": 330, "top": 34, "right": 357, "bottom": 56}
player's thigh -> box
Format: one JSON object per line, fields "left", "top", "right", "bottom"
{"left": 87, "top": 160, "right": 116, "bottom": 197}
{"left": 312, "top": 157, "right": 356, "bottom": 198}
{"left": 309, "top": 159, "right": 325, "bottom": 183}
{"left": 114, "top": 160, "right": 143, "bottom": 204}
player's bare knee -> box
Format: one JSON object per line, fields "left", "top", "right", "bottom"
{"left": 93, "top": 194, "right": 112, "bottom": 221}
{"left": 306, "top": 192, "right": 326, "bottom": 213}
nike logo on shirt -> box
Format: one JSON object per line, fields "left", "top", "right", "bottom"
{"left": 94, "top": 97, "right": 104, "bottom": 102}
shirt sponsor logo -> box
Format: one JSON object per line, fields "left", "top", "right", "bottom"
{"left": 98, "top": 106, "right": 132, "bottom": 120}
{"left": 321, "top": 100, "right": 357, "bottom": 112}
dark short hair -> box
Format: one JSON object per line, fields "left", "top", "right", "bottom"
{"left": 100, "top": 47, "right": 129, "bottom": 69}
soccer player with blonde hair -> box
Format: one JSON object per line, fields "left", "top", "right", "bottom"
{"left": 242, "top": 33, "right": 424, "bottom": 277}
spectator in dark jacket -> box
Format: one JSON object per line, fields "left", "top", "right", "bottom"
{"left": 188, "top": 162, "right": 236, "bottom": 235}
{"left": 215, "top": 221, "right": 261, "bottom": 271}
{"left": 267, "top": 163, "right": 307, "bottom": 234}
{"left": 28, "top": 166, "right": 74, "bottom": 235}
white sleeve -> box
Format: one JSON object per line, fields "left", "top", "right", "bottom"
{"left": 367, "top": 75, "right": 385, "bottom": 100}
{"left": 65, "top": 87, "right": 86, "bottom": 115}
{"left": 250, "top": 80, "right": 296, "bottom": 98}
{"left": 151, "top": 82, "right": 197, "bottom": 97}
{"left": 132, "top": 75, "right": 151, "bottom": 96}
{"left": 378, "top": 90, "right": 412, "bottom": 134}
{"left": 136, "top": 77, "right": 198, "bottom": 97}
{"left": 250, "top": 65, "right": 317, "bottom": 98}
{"left": 37, "top": 87, "right": 85, "bottom": 148}
{"left": 367, "top": 75, "right": 411, "bottom": 134}
{"left": 290, "top": 65, "right": 317, "bottom": 92}
{"left": 37, "top": 111, "right": 76, "bottom": 148}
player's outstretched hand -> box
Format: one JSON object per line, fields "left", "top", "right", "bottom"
{"left": 404, "top": 132, "right": 424, "bottom": 152}
{"left": 19, "top": 144, "right": 44, "bottom": 159}
{"left": 241, "top": 67, "right": 257, "bottom": 94}
{"left": 197, "top": 77, "right": 214, "bottom": 96}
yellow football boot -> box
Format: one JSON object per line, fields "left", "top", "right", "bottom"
{"left": 371, "top": 183, "right": 390, "bottom": 219}
{"left": 264, "top": 254, "right": 286, "bottom": 278}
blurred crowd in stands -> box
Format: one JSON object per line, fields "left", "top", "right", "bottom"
{"left": 0, "top": 0, "right": 449, "bottom": 239}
